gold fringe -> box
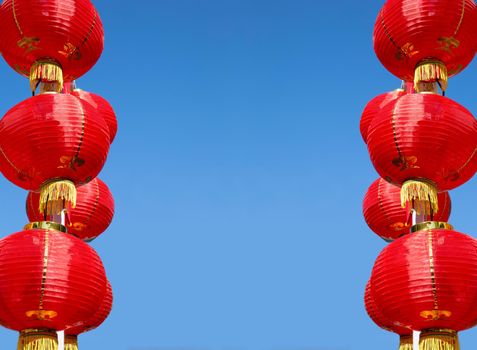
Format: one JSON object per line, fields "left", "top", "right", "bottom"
{"left": 17, "top": 329, "right": 58, "bottom": 350}
{"left": 65, "top": 335, "right": 78, "bottom": 350}
{"left": 30, "top": 61, "right": 63, "bottom": 93}
{"left": 420, "top": 329, "right": 459, "bottom": 350}
{"left": 414, "top": 60, "right": 448, "bottom": 93}
{"left": 401, "top": 180, "right": 439, "bottom": 215}
{"left": 399, "top": 335, "right": 413, "bottom": 350}
{"left": 39, "top": 180, "right": 77, "bottom": 216}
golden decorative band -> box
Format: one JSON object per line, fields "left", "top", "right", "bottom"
{"left": 420, "top": 329, "right": 457, "bottom": 337}
{"left": 24, "top": 221, "right": 67, "bottom": 233}
{"left": 411, "top": 221, "right": 454, "bottom": 233}
{"left": 20, "top": 328, "right": 57, "bottom": 336}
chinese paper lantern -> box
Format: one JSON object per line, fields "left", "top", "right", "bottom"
{"left": 363, "top": 178, "right": 451, "bottom": 241}
{"left": 0, "top": 0, "right": 104, "bottom": 92}
{"left": 365, "top": 280, "right": 412, "bottom": 350}
{"left": 27, "top": 178, "right": 115, "bottom": 241}
{"left": 374, "top": 0, "right": 477, "bottom": 92}
{"left": 360, "top": 84, "right": 411, "bottom": 143}
{"left": 70, "top": 89, "right": 118, "bottom": 143}
{"left": 0, "top": 223, "right": 108, "bottom": 350}
{"left": 0, "top": 93, "right": 110, "bottom": 216}
{"left": 367, "top": 93, "right": 477, "bottom": 215}
{"left": 370, "top": 224, "right": 477, "bottom": 350}
{"left": 65, "top": 281, "right": 113, "bottom": 350}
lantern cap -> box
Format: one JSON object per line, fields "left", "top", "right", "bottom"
{"left": 18, "top": 329, "right": 58, "bottom": 350}
{"left": 30, "top": 60, "right": 64, "bottom": 93}
{"left": 414, "top": 60, "right": 448, "bottom": 93}
{"left": 24, "top": 221, "right": 67, "bottom": 233}
{"left": 401, "top": 180, "right": 438, "bottom": 216}
{"left": 411, "top": 221, "right": 454, "bottom": 233}
{"left": 419, "top": 329, "right": 459, "bottom": 350}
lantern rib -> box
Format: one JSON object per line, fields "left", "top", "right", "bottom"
{"left": 427, "top": 230, "right": 440, "bottom": 312}
{"left": 454, "top": 0, "right": 466, "bottom": 36}
{"left": 38, "top": 231, "right": 50, "bottom": 311}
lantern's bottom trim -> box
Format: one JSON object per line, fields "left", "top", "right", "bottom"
{"left": 30, "top": 60, "right": 63, "bottom": 93}
{"left": 414, "top": 60, "right": 448, "bottom": 93}
{"left": 17, "top": 329, "right": 58, "bottom": 350}
{"left": 399, "top": 334, "right": 413, "bottom": 350}
{"left": 419, "top": 329, "right": 459, "bottom": 350}
{"left": 401, "top": 180, "right": 439, "bottom": 216}
{"left": 39, "top": 180, "right": 77, "bottom": 216}
{"left": 65, "top": 335, "right": 78, "bottom": 350}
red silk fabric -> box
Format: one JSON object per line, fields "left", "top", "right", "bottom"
{"left": 0, "top": 0, "right": 103, "bottom": 81}
{"left": 66, "top": 281, "right": 112, "bottom": 335}
{"left": 374, "top": 0, "right": 477, "bottom": 80}
{"left": 365, "top": 280, "right": 410, "bottom": 335}
{"left": 370, "top": 228, "right": 477, "bottom": 331}
{"left": 367, "top": 93, "right": 477, "bottom": 191}
{"left": 0, "top": 228, "right": 107, "bottom": 331}
{"left": 71, "top": 90, "right": 118, "bottom": 143}
{"left": 360, "top": 89, "right": 407, "bottom": 143}
{"left": 363, "top": 178, "right": 451, "bottom": 241}
{"left": 0, "top": 93, "right": 110, "bottom": 191}
{"left": 27, "top": 178, "right": 115, "bottom": 241}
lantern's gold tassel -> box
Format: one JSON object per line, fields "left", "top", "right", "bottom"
{"left": 399, "top": 335, "right": 413, "bottom": 350}
{"left": 65, "top": 335, "right": 78, "bottom": 350}
{"left": 17, "top": 329, "right": 58, "bottom": 350}
{"left": 401, "top": 180, "right": 438, "bottom": 215}
{"left": 414, "top": 60, "right": 448, "bottom": 93}
{"left": 30, "top": 60, "right": 63, "bottom": 93}
{"left": 420, "top": 329, "right": 459, "bottom": 350}
{"left": 39, "top": 180, "right": 77, "bottom": 216}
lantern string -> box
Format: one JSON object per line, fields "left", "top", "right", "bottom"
{"left": 413, "top": 330, "right": 420, "bottom": 350}
{"left": 58, "top": 330, "right": 64, "bottom": 350}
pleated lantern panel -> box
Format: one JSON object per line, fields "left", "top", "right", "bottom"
{"left": 71, "top": 89, "right": 117, "bottom": 143}
{"left": 365, "top": 280, "right": 412, "bottom": 350}
{"left": 360, "top": 87, "right": 408, "bottom": 144}
{"left": 64, "top": 281, "right": 113, "bottom": 350}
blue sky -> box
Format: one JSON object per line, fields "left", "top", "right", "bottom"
{"left": 1, "top": 1, "right": 477, "bottom": 349}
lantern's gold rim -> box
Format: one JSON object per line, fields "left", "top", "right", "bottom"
{"left": 411, "top": 221, "right": 453, "bottom": 233}
{"left": 420, "top": 328, "right": 457, "bottom": 336}
{"left": 23, "top": 221, "right": 67, "bottom": 233}
{"left": 20, "top": 328, "right": 57, "bottom": 335}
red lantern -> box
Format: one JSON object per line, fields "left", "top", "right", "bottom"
{"left": 0, "top": 224, "right": 107, "bottom": 350}
{"left": 367, "top": 93, "right": 477, "bottom": 215}
{"left": 365, "top": 280, "right": 412, "bottom": 350}
{"left": 0, "top": 93, "right": 110, "bottom": 216}
{"left": 363, "top": 178, "right": 451, "bottom": 241}
{"left": 370, "top": 224, "right": 477, "bottom": 350}
{"left": 65, "top": 281, "right": 113, "bottom": 350}
{"left": 0, "top": 0, "right": 104, "bottom": 92}
{"left": 71, "top": 89, "right": 118, "bottom": 143}
{"left": 374, "top": 0, "right": 477, "bottom": 92}
{"left": 27, "top": 178, "right": 115, "bottom": 241}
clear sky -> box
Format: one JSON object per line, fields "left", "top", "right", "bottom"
{"left": 1, "top": 1, "right": 477, "bottom": 349}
